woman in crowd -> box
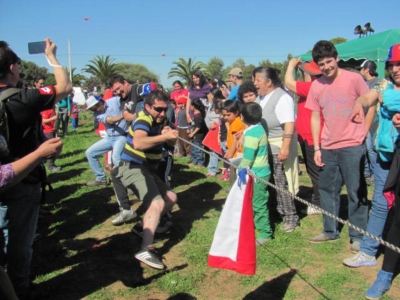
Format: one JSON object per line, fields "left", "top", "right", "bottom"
{"left": 253, "top": 67, "right": 300, "bottom": 233}
{"left": 186, "top": 70, "right": 211, "bottom": 123}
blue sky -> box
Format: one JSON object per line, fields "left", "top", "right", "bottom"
{"left": 2, "top": 0, "right": 398, "bottom": 87}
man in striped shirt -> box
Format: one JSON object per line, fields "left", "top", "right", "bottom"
{"left": 110, "top": 90, "right": 178, "bottom": 270}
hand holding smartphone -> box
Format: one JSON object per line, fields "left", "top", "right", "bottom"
{"left": 28, "top": 41, "right": 46, "bottom": 54}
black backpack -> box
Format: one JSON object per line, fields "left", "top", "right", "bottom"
{"left": 0, "top": 88, "right": 20, "bottom": 158}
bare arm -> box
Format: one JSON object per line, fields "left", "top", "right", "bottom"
{"left": 278, "top": 122, "right": 295, "bottom": 161}
{"left": 44, "top": 38, "right": 72, "bottom": 103}
{"left": 284, "top": 58, "right": 301, "bottom": 94}
{"left": 133, "top": 128, "right": 178, "bottom": 151}
{"left": 42, "top": 115, "right": 57, "bottom": 124}
{"left": 123, "top": 110, "right": 136, "bottom": 122}
{"left": 364, "top": 105, "right": 377, "bottom": 134}
{"left": 8, "top": 138, "right": 63, "bottom": 187}
{"left": 311, "top": 111, "right": 324, "bottom": 167}
{"left": 351, "top": 90, "right": 379, "bottom": 123}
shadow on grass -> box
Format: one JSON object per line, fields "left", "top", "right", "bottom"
{"left": 46, "top": 167, "right": 87, "bottom": 185}
{"left": 33, "top": 232, "right": 188, "bottom": 300}
{"left": 167, "top": 292, "right": 197, "bottom": 300}
{"left": 242, "top": 269, "right": 297, "bottom": 300}
{"left": 57, "top": 149, "right": 86, "bottom": 160}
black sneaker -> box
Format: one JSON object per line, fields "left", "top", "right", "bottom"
{"left": 135, "top": 246, "right": 165, "bottom": 270}
{"left": 87, "top": 179, "right": 108, "bottom": 187}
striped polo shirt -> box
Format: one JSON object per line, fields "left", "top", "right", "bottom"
{"left": 120, "top": 110, "right": 167, "bottom": 170}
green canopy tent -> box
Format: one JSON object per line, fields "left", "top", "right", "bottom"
{"left": 298, "top": 29, "right": 400, "bottom": 78}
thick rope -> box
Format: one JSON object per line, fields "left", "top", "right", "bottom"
{"left": 177, "top": 135, "right": 400, "bottom": 254}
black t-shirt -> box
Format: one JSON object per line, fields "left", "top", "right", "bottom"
{"left": 2, "top": 86, "right": 56, "bottom": 161}
{"left": 219, "top": 116, "right": 227, "bottom": 142}
{"left": 121, "top": 83, "right": 145, "bottom": 114}
{"left": 192, "top": 113, "right": 208, "bottom": 142}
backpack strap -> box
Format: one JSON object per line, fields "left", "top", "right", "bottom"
{"left": 0, "top": 88, "right": 20, "bottom": 102}
{"left": 0, "top": 88, "right": 20, "bottom": 142}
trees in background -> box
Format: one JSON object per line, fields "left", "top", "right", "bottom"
{"left": 116, "top": 63, "right": 159, "bottom": 84}
{"left": 82, "top": 55, "right": 120, "bottom": 92}
{"left": 168, "top": 57, "right": 206, "bottom": 85}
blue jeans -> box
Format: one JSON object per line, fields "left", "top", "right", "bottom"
{"left": 208, "top": 151, "right": 219, "bottom": 175}
{"left": 361, "top": 157, "right": 390, "bottom": 256}
{"left": 71, "top": 117, "right": 78, "bottom": 129}
{"left": 191, "top": 141, "right": 204, "bottom": 166}
{"left": 0, "top": 182, "right": 40, "bottom": 297}
{"left": 319, "top": 145, "right": 368, "bottom": 241}
{"left": 364, "top": 132, "right": 377, "bottom": 177}
{"left": 86, "top": 135, "right": 127, "bottom": 180}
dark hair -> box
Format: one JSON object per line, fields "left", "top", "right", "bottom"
{"left": 144, "top": 90, "right": 169, "bottom": 106}
{"left": 191, "top": 98, "right": 206, "bottom": 119}
{"left": 241, "top": 102, "right": 262, "bottom": 125}
{"left": 170, "top": 99, "right": 176, "bottom": 106}
{"left": 108, "top": 74, "right": 127, "bottom": 87}
{"left": 222, "top": 99, "right": 240, "bottom": 114}
{"left": 34, "top": 75, "right": 44, "bottom": 83}
{"left": 209, "top": 87, "right": 225, "bottom": 101}
{"left": 0, "top": 41, "right": 20, "bottom": 80}
{"left": 252, "top": 67, "right": 263, "bottom": 79}
{"left": 253, "top": 67, "right": 283, "bottom": 88}
{"left": 190, "top": 70, "right": 207, "bottom": 89}
{"left": 172, "top": 80, "right": 184, "bottom": 89}
{"left": 312, "top": 40, "right": 338, "bottom": 63}
{"left": 213, "top": 99, "right": 223, "bottom": 113}
{"left": 238, "top": 81, "right": 258, "bottom": 103}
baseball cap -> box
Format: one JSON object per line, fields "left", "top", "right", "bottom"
{"left": 386, "top": 44, "right": 400, "bottom": 62}
{"left": 299, "top": 60, "right": 322, "bottom": 76}
{"left": 355, "top": 60, "right": 377, "bottom": 71}
{"left": 228, "top": 67, "right": 243, "bottom": 77}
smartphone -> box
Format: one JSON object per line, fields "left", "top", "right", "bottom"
{"left": 28, "top": 41, "right": 46, "bottom": 54}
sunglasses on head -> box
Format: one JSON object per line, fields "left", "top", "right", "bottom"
{"left": 152, "top": 106, "right": 168, "bottom": 113}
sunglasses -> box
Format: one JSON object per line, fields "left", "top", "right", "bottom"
{"left": 152, "top": 106, "right": 168, "bottom": 113}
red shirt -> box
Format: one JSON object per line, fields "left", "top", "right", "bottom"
{"left": 295, "top": 81, "right": 323, "bottom": 146}
{"left": 41, "top": 109, "right": 56, "bottom": 133}
{"left": 170, "top": 89, "right": 189, "bottom": 105}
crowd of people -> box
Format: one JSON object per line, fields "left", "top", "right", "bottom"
{"left": 1, "top": 37, "right": 400, "bottom": 299}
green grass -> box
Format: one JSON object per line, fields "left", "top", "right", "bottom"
{"left": 29, "top": 111, "right": 399, "bottom": 300}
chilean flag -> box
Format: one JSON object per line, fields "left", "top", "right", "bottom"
{"left": 208, "top": 170, "right": 256, "bottom": 275}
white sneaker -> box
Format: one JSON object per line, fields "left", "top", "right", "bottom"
{"left": 307, "top": 206, "right": 322, "bottom": 215}
{"left": 343, "top": 251, "right": 377, "bottom": 268}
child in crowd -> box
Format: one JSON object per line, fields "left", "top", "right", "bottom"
{"left": 188, "top": 98, "right": 207, "bottom": 167}
{"left": 71, "top": 102, "right": 80, "bottom": 130}
{"left": 216, "top": 100, "right": 229, "bottom": 181}
{"left": 176, "top": 99, "right": 191, "bottom": 158}
{"left": 238, "top": 81, "right": 258, "bottom": 104}
{"left": 205, "top": 88, "right": 226, "bottom": 176}
{"left": 238, "top": 102, "right": 272, "bottom": 245}
{"left": 41, "top": 105, "right": 62, "bottom": 172}
{"left": 221, "top": 100, "right": 244, "bottom": 184}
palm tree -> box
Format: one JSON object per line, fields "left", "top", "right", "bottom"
{"left": 82, "top": 55, "right": 119, "bottom": 91}
{"left": 168, "top": 57, "right": 206, "bottom": 85}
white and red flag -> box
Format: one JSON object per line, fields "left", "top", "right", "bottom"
{"left": 208, "top": 171, "right": 256, "bottom": 275}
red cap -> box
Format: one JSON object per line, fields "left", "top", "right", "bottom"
{"left": 299, "top": 60, "right": 322, "bottom": 76}
{"left": 386, "top": 44, "right": 400, "bottom": 62}
{"left": 102, "top": 89, "right": 114, "bottom": 100}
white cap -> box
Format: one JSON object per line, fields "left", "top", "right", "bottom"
{"left": 86, "top": 95, "right": 99, "bottom": 109}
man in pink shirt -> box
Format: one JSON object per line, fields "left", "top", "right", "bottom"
{"left": 305, "top": 40, "right": 370, "bottom": 252}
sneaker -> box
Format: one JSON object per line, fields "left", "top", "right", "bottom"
{"left": 135, "top": 246, "right": 165, "bottom": 270}
{"left": 343, "top": 252, "right": 377, "bottom": 268}
{"left": 350, "top": 241, "right": 360, "bottom": 253}
{"left": 111, "top": 209, "right": 137, "bottom": 226}
{"left": 156, "top": 213, "right": 173, "bottom": 234}
{"left": 217, "top": 169, "right": 229, "bottom": 181}
{"left": 256, "top": 238, "right": 271, "bottom": 246}
{"left": 207, "top": 173, "right": 216, "bottom": 177}
{"left": 87, "top": 179, "right": 108, "bottom": 187}
{"left": 280, "top": 223, "right": 299, "bottom": 233}
{"left": 131, "top": 222, "right": 162, "bottom": 241}
{"left": 307, "top": 206, "right": 322, "bottom": 215}
{"left": 309, "top": 233, "right": 339, "bottom": 244}
{"left": 48, "top": 166, "right": 62, "bottom": 172}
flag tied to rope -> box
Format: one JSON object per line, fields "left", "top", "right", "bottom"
{"left": 208, "top": 168, "right": 256, "bottom": 275}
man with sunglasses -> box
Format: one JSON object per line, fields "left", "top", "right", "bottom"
{"left": 110, "top": 90, "right": 178, "bottom": 270}
{"left": 0, "top": 38, "right": 72, "bottom": 299}
{"left": 85, "top": 94, "right": 129, "bottom": 188}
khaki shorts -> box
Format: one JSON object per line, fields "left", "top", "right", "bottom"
{"left": 114, "top": 164, "right": 170, "bottom": 202}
